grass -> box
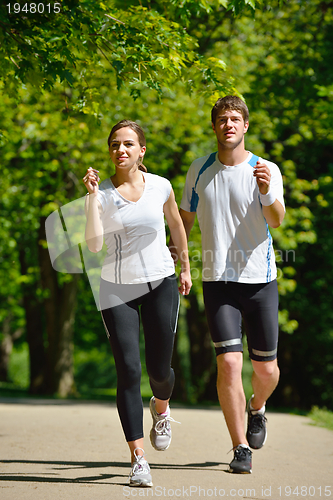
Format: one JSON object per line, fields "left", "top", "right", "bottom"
{"left": 308, "top": 406, "right": 333, "bottom": 431}
{"left": 2, "top": 344, "right": 333, "bottom": 430}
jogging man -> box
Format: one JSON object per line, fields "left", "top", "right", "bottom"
{"left": 178, "top": 95, "right": 285, "bottom": 473}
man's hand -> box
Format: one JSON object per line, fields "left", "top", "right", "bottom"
{"left": 253, "top": 161, "right": 271, "bottom": 194}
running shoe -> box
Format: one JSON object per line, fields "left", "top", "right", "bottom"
{"left": 246, "top": 397, "right": 267, "bottom": 449}
{"left": 128, "top": 448, "right": 153, "bottom": 487}
{"left": 149, "top": 397, "right": 180, "bottom": 451}
{"left": 229, "top": 445, "right": 252, "bottom": 474}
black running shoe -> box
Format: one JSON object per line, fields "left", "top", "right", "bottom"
{"left": 246, "top": 403, "right": 267, "bottom": 449}
{"left": 229, "top": 445, "right": 252, "bottom": 474}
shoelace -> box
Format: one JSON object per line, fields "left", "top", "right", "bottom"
{"left": 249, "top": 413, "right": 267, "bottom": 433}
{"left": 131, "top": 457, "right": 148, "bottom": 475}
{"left": 130, "top": 448, "right": 149, "bottom": 474}
{"left": 228, "top": 445, "right": 252, "bottom": 460}
{"left": 154, "top": 416, "right": 181, "bottom": 434}
{"left": 235, "top": 447, "right": 252, "bottom": 461}
{"left": 129, "top": 455, "right": 149, "bottom": 480}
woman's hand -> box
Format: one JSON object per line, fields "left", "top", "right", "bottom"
{"left": 178, "top": 270, "right": 192, "bottom": 296}
{"left": 83, "top": 167, "right": 100, "bottom": 194}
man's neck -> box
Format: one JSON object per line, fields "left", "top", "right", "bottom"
{"left": 217, "top": 146, "right": 249, "bottom": 167}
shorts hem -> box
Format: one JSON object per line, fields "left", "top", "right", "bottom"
{"left": 215, "top": 346, "right": 244, "bottom": 357}
{"left": 249, "top": 353, "right": 278, "bottom": 362}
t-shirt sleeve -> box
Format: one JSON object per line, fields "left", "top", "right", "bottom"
{"left": 96, "top": 180, "right": 112, "bottom": 212}
{"left": 180, "top": 163, "right": 197, "bottom": 213}
{"left": 96, "top": 190, "right": 106, "bottom": 211}
{"left": 163, "top": 178, "right": 172, "bottom": 204}
{"left": 267, "top": 161, "right": 285, "bottom": 209}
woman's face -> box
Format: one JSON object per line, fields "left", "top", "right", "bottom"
{"left": 109, "top": 127, "right": 146, "bottom": 170}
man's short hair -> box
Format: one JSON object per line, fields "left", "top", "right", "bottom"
{"left": 211, "top": 96, "right": 249, "bottom": 125}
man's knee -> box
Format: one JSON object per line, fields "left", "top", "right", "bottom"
{"left": 252, "top": 359, "right": 279, "bottom": 380}
{"left": 217, "top": 352, "right": 243, "bottom": 381}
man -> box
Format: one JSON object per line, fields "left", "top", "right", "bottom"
{"left": 179, "top": 95, "right": 285, "bottom": 473}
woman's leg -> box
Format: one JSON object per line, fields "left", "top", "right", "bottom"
{"left": 140, "top": 276, "right": 179, "bottom": 451}
{"left": 101, "top": 300, "right": 144, "bottom": 449}
{"left": 141, "top": 275, "right": 179, "bottom": 401}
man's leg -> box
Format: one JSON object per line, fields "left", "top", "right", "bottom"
{"left": 251, "top": 358, "right": 280, "bottom": 411}
{"left": 216, "top": 351, "right": 248, "bottom": 448}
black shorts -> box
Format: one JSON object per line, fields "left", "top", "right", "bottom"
{"left": 203, "top": 280, "right": 279, "bottom": 362}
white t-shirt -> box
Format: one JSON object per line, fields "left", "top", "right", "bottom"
{"left": 180, "top": 151, "right": 285, "bottom": 283}
{"left": 97, "top": 172, "right": 175, "bottom": 284}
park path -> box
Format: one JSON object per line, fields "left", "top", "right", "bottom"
{"left": 0, "top": 398, "right": 332, "bottom": 500}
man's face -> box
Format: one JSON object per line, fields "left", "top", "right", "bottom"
{"left": 212, "top": 109, "right": 249, "bottom": 150}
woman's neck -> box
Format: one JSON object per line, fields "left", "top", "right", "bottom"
{"left": 112, "top": 167, "right": 143, "bottom": 188}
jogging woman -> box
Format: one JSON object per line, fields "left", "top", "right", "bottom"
{"left": 83, "top": 120, "right": 191, "bottom": 487}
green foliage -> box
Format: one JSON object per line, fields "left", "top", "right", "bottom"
{"left": 7, "top": 342, "right": 30, "bottom": 389}
{"left": 309, "top": 406, "right": 333, "bottom": 432}
{"left": 214, "top": 0, "right": 333, "bottom": 408}
{"left": 2, "top": 0, "right": 333, "bottom": 410}
{"left": 0, "top": 0, "right": 259, "bottom": 110}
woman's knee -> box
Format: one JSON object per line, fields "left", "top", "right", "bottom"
{"left": 148, "top": 367, "right": 175, "bottom": 398}
{"left": 117, "top": 361, "right": 142, "bottom": 389}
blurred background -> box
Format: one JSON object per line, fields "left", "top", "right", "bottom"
{"left": 1, "top": 0, "right": 332, "bottom": 415}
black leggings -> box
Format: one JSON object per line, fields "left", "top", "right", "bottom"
{"left": 100, "top": 274, "right": 179, "bottom": 442}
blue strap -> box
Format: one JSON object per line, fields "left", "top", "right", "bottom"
{"left": 190, "top": 152, "right": 216, "bottom": 212}
{"left": 189, "top": 152, "right": 259, "bottom": 212}
{"left": 248, "top": 154, "right": 259, "bottom": 167}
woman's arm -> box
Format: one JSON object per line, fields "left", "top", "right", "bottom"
{"left": 163, "top": 189, "right": 192, "bottom": 295}
{"left": 83, "top": 168, "right": 104, "bottom": 253}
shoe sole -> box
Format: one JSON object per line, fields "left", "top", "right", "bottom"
{"left": 229, "top": 467, "right": 252, "bottom": 474}
{"left": 130, "top": 480, "right": 153, "bottom": 487}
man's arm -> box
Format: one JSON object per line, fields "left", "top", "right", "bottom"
{"left": 179, "top": 208, "right": 196, "bottom": 239}
{"left": 262, "top": 200, "right": 285, "bottom": 229}
{"left": 254, "top": 161, "right": 285, "bottom": 228}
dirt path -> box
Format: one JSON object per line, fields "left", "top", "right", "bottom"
{"left": 0, "top": 398, "right": 332, "bottom": 500}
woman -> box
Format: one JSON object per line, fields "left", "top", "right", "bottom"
{"left": 83, "top": 120, "right": 191, "bottom": 487}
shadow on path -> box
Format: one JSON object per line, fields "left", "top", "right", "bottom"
{"left": 0, "top": 458, "right": 229, "bottom": 485}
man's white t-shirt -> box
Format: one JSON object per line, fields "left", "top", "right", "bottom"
{"left": 180, "top": 151, "right": 285, "bottom": 283}
{"left": 97, "top": 172, "right": 175, "bottom": 284}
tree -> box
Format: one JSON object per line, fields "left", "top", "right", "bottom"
{"left": 0, "top": 0, "right": 260, "bottom": 109}
{"left": 1, "top": 0, "right": 265, "bottom": 397}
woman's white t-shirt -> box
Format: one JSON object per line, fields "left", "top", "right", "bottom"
{"left": 97, "top": 172, "right": 175, "bottom": 284}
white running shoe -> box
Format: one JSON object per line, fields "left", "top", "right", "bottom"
{"left": 149, "top": 397, "right": 180, "bottom": 451}
{"left": 128, "top": 448, "right": 153, "bottom": 487}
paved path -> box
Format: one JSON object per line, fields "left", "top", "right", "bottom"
{"left": 0, "top": 399, "right": 332, "bottom": 500}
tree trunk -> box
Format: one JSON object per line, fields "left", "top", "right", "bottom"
{"left": 19, "top": 248, "right": 46, "bottom": 393}
{"left": 186, "top": 293, "right": 217, "bottom": 403}
{"left": 38, "top": 217, "right": 79, "bottom": 397}
{"left": 0, "top": 314, "right": 23, "bottom": 382}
